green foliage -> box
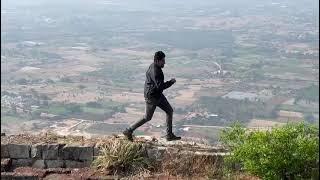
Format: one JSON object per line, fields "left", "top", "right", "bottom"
{"left": 220, "top": 122, "right": 319, "bottom": 179}
{"left": 65, "top": 103, "right": 83, "bottom": 114}
{"left": 78, "top": 84, "right": 86, "bottom": 89}
{"left": 1, "top": 115, "right": 24, "bottom": 124}
{"left": 82, "top": 107, "right": 108, "bottom": 115}
{"left": 38, "top": 103, "right": 82, "bottom": 116}
{"left": 112, "top": 105, "right": 126, "bottom": 113}
{"left": 92, "top": 140, "right": 151, "bottom": 175}
{"left": 304, "top": 113, "right": 316, "bottom": 124}
{"left": 13, "top": 48, "right": 62, "bottom": 62}
{"left": 87, "top": 63, "right": 140, "bottom": 88}
{"left": 295, "top": 84, "right": 319, "bottom": 103}
{"left": 40, "top": 105, "right": 67, "bottom": 115}
{"left": 279, "top": 104, "right": 319, "bottom": 114}
{"left": 243, "top": 69, "right": 265, "bottom": 81}
{"left": 33, "top": 100, "right": 125, "bottom": 121}
{"left": 86, "top": 101, "right": 103, "bottom": 108}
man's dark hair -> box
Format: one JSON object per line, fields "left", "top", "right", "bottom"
{"left": 154, "top": 51, "right": 165, "bottom": 62}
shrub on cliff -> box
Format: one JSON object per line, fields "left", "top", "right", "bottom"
{"left": 92, "top": 139, "right": 151, "bottom": 175}
{"left": 220, "top": 122, "right": 319, "bottom": 179}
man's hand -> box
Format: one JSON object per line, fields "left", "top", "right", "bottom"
{"left": 170, "top": 78, "right": 176, "bottom": 84}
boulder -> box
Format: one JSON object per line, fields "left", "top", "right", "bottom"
{"left": 42, "top": 144, "right": 64, "bottom": 160}
{"left": 8, "top": 144, "right": 30, "bottom": 159}
{"left": 45, "top": 160, "right": 64, "bottom": 168}
{"left": 60, "top": 145, "right": 93, "bottom": 161}
{"left": 12, "top": 159, "right": 33, "bottom": 168}
{"left": 65, "top": 160, "right": 91, "bottom": 168}
{"left": 32, "top": 160, "right": 46, "bottom": 169}
{"left": 1, "top": 144, "right": 9, "bottom": 158}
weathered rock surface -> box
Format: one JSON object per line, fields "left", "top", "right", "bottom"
{"left": 45, "top": 160, "right": 64, "bottom": 168}
{"left": 42, "top": 144, "right": 63, "bottom": 160}
{"left": 1, "top": 144, "right": 9, "bottom": 158}
{"left": 59, "top": 145, "right": 93, "bottom": 161}
{"left": 7, "top": 144, "right": 30, "bottom": 159}
{"left": 31, "top": 144, "right": 43, "bottom": 159}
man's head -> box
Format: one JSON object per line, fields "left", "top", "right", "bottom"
{"left": 154, "top": 51, "right": 166, "bottom": 68}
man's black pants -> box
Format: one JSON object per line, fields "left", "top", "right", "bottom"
{"left": 128, "top": 94, "right": 173, "bottom": 135}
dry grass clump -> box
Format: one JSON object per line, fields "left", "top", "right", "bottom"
{"left": 92, "top": 139, "right": 152, "bottom": 176}
{"left": 160, "top": 151, "right": 223, "bottom": 179}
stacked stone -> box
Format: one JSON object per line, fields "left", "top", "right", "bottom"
{"left": 1, "top": 143, "right": 98, "bottom": 169}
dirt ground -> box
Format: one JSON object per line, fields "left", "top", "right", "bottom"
{"left": 6, "top": 167, "right": 115, "bottom": 180}
{"left": 247, "top": 119, "right": 286, "bottom": 128}
{"left": 110, "top": 48, "right": 151, "bottom": 58}
{"left": 278, "top": 110, "right": 304, "bottom": 118}
{"left": 174, "top": 85, "right": 201, "bottom": 106}
{"left": 52, "top": 91, "right": 101, "bottom": 103}
{"left": 7, "top": 167, "right": 232, "bottom": 180}
{"left": 107, "top": 92, "right": 145, "bottom": 104}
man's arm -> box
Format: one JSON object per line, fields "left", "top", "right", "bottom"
{"left": 150, "top": 67, "right": 174, "bottom": 92}
{"left": 163, "top": 79, "right": 174, "bottom": 90}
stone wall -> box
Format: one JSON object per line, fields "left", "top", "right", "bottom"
{"left": 1, "top": 142, "right": 228, "bottom": 170}
{"left": 1, "top": 143, "right": 96, "bottom": 169}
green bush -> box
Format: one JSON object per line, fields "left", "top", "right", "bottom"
{"left": 220, "top": 122, "right": 319, "bottom": 179}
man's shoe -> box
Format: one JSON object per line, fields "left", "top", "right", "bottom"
{"left": 166, "top": 133, "right": 181, "bottom": 141}
{"left": 123, "top": 129, "right": 133, "bottom": 142}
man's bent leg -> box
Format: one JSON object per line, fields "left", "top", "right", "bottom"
{"left": 128, "top": 102, "right": 156, "bottom": 132}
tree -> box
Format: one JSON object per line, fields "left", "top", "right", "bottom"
{"left": 296, "top": 84, "right": 319, "bottom": 103}
{"left": 65, "top": 103, "right": 82, "bottom": 114}
{"left": 78, "top": 84, "right": 86, "bottom": 89}
{"left": 304, "top": 113, "right": 316, "bottom": 124}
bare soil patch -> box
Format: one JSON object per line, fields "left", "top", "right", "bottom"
{"left": 247, "top": 119, "right": 286, "bottom": 128}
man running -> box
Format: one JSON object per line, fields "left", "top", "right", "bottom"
{"left": 123, "top": 51, "right": 181, "bottom": 141}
